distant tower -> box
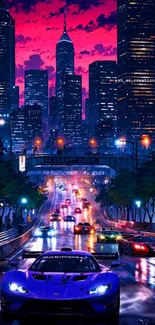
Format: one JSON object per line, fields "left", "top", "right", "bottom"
{"left": 56, "top": 7, "right": 74, "bottom": 133}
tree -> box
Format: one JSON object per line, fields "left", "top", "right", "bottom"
{"left": 0, "top": 160, "right": 45, "bottom": 228}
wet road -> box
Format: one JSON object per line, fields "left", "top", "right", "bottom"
{"left": 0, "top": 178, "right": 155, "bottom": 325}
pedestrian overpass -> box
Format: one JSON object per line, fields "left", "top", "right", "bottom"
{"left": 16, "top": 154, "right": 136, "bottom": 174}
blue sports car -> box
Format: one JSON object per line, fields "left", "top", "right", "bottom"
{"left": 1, "top": 248, "right": 120, "bottom": 321}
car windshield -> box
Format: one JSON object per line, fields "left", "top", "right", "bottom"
{"left": 102, "top": 231, "right": 120, "bottom": 235}
{"left": 78, "top": 223, "right": 90, "bottom": 226}
{"left": 135, "top": 236, "right": 155, "bottom": 242}
{"left": 30, "top": 255, "right": 100, "bottom": 273}
{"left": 41, "top": 227, "right": 51, "bottom": 231}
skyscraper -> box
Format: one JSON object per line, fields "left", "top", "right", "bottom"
{"left": 62, "top": 74, "right": 82, "bottom": 146}
{"left": 24, "top": 104, "right": 42, "bottom": 149}
{"left": 11, "top": 108, "right": 25, "bottom": 153}
{"left": 89, "top": 61, "right": 117, "bottom": 139}
{"left": 12, "top": 86, "right": 19, "bottom": 110}
{"left": 49, "top": 96, "right": 57, "bottom": 130}
{"left": 25, "top": 70, "right": 48, "bottom": 140}
{"left": 56, "top": 9, "right": 74, "bottom": 132}
{"left": 0, "top": 1, "right": 15, "bottom": 148}
{"left": 117, "top": 0, "right": 155, "bottom": 139}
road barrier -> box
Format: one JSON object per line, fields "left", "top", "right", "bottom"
{"left": 0, "top": 228, "right": 17, "bottom": 244}
{"left": 0, "top": 204, "right": 46, "bottom": 261}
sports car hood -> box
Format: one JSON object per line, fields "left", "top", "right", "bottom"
{"left": 3, "top": 270, "right": 113, "bottom": 299}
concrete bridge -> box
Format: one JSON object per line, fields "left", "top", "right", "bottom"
{"left": 15, "top": 154, "right": 136, "bottom": 173}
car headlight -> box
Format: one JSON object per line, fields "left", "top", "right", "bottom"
{"left": 35, "top": 229, "right": 42, "bottom": 236}
{"left": 48, "top": 230, "right": 55, "bottom": 236}
{"left": 99, "top": 234, "right": 105, "bottom": 239}
{"left": 9, "top": 283, "right": 28, "bottom": 294}
{"left": 116, "top": 235, "right": 122, "bottom": 240}
{"left": 89, "top": 284, "right": 111, "bottom": 295}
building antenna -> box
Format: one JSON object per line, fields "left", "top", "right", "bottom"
{"left": 64, "top": 6, "right": 67, "bottom": 32}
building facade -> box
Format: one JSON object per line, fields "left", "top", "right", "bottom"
{"left": 49, "top": 96, "right": 57, "bottom": 130}
{"left": 62, "top": 74, "right": 82, "bottom": 146}
{"left": 11, "top": 108, "right": 25, "bottom": 153}
{"left": 24, "top": 104, "right": 42, "bottom": 150}
{"left": 12, "top": 86, "right": 19, "bottom": 110}
{"left": 56, "top": 9, "right": 74, "bottom": 133}
{"left": 0, "top": 2, "right": 15, "bottom": 149}
{"left": 117, "top": 0, "right": 155, "bottom": 140}
{"left": 89, "top": 61, "right": 117, "bottom": 144}
{"left": 25, "top": 70, "right": 48, "bottom": 141}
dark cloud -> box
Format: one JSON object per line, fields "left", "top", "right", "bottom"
{"left": 96, "top": 11, "right": 116, "bottom": 31}
{"left": 8, "top": 0, "right": 50, "bottom": 13}
{"left": 69, "top": 11, "right": 116, "bottom": 33}
{"left": 75, "top": 66, "right": 88, "bottom": 74}
{"left": 79, "top": 44, "right": 117, "bottom": 58}
{"left": 66, "top": 0, "right": 103, "bottom": 14}
{"left": 45, "top": 65, "right": 56, "bottom": 81}
{"left": 16, "top": 64, "right": 24, "bottom": 78}
{"left": 16, "top": 34, "right": 32, "bottom": 44}
{"left": 24, "top": 54, "right": 44, "bottom": 70}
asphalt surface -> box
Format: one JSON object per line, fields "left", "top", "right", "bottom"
{"left": 0, "top": 178, "right": 155, "bottom": 325}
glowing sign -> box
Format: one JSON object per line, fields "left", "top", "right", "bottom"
{"left": 19, "top": 156, "right": 26, "bottom": 172}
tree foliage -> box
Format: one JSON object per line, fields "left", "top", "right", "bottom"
{"left": 96, "top": 159, "right": 155, "bottom": 222}
{"left": 0, "top": 159, "right": 45, "bottom": 226}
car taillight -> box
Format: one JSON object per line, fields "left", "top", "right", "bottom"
{"left": 133, "top": 243, "right": 148, "bottom": 252}
{"left": 75, "top": 227, "right": 79, "bottom": 230}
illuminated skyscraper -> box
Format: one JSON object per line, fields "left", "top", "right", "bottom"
{"left": 117, "top": 0, "right": 155, "bottom": 139}
{"left": 62, "top": 74, "right": 82, "bottom": 146}
{"left": 56, "top": 8, "right": 74, "bottom": 132}
{"left": 0, "top": 1, "right": 15, "bottom": 148}
{"left": 89, "top": 61, "right": 117, "bottom": 138}
{"left": 25, "top": 70, "right": 48, "bottom": 140}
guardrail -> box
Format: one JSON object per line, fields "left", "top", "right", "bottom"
{"left": 0, "top": 216, "right": 42, "bottom": 260}
{"left": 0, "top": 228, "right": 17, "bottom": 244}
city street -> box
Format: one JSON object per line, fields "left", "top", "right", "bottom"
{"left": 0, "top": 178, "right": 155, "bottom": 325}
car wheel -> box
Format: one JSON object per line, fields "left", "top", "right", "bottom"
{"left": 119, "top": 245, "right": 124, "bottom": 255}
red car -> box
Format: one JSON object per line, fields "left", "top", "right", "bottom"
{"left": 74, "top": 207, "right": 82, "bottom": 214}
{"left": 119, "top": 234, "right": 155, "bottom": 256}
{"left": 74, "top": 222, "right": 95, "bottom": 234}
{"left": 65, "top": 199, "right": 71, "bottom": 205}
{"left": 61, "top": 204, "right": 68, "bottom": 209}
{"left": 50, "top": 213, "right": 62, "bottom": 221}
{"left": 82, "top": 203, "right": 89, "bottom": 211}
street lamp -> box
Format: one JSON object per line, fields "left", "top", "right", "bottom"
{"left": 21, "top": 197, "right": 28, "bottom": 204}
{"left": 135, "top": 200, "right": 141, "bottom": 208}
{"left": 0, "top": 118, "right": 12, "bottom": 155}
{"left": 56, "top": 137, "right": 65, "bottom": 148}
{"left": 89, "top": 138, "right": 98, "bottom": 149}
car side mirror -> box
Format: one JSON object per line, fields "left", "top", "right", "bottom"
{"left": 9, "top": 261, "right": 18, "bottom": 268}
{"left": 109, "top": 261, "right": 119, "bottom": 270}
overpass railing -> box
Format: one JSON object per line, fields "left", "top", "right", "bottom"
{"left": 0, "top": 228, "right": 17, "bottom": 244}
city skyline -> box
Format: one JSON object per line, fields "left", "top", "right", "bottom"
{"left": 8, "top": 0, "right": 117, "bottom": 106}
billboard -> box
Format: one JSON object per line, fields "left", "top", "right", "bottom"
{"left": 19, "top": 155, "right": 26, "bottom": 172}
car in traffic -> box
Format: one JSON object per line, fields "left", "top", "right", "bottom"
{"left": 50, "top": 213, "right": 62, "bottom": 221}
{"left": 65, "top": 199, "right": 71, "bottom": 205}
{"left": 55, "top": 208, "right": 60, "bottom": 214}
{"left": 74, "top": 222, "right": 95, "bottom": 234}
{"left": 61, "top": 204, "right": 68, "bottom": 209}
{"left": 82, "top": 203, "right": 90, "bottom": 211}
{"left": 35, "top": 226, "right": 55, "bottom": 237}
{"left": 1, "top": 248, "right": 120, "bottom": 320}
{"left": 119, "top": 234, "right": 155, "bottom": 255}
{"left": 97, "top": 230, "right": 123, "bottom": 243}
{"left": 74, "top": 207, "right": 82, "bottom": 214}
{"left": 64, "top": 215, "right": 76, "bottom": 222}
